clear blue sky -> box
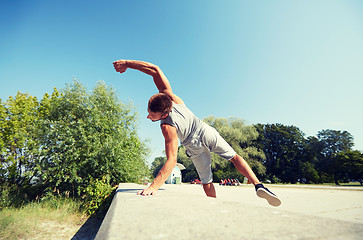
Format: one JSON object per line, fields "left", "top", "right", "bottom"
{"left": 1, "top": 0, "right": 362, "bottom": 164}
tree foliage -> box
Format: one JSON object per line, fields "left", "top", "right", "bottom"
{"left": 254, "top": 124, "right": 357, "bottom": 184}
{"left": 316, "top": 129, "right": 354, "bottom": 184}
{"left": 336, "top": 150, "right": 363, "bottom": 185}
{"left": 203, "top": 117, "right": 266, "bottom": 180}
{"left": 0, "top": 92, "right": 39, "bottom": 187}
{"left": 0, "top": 81, "right": 150, "bottom": 211}
{"left": 254, "top": 124, "right": 306, "bottom": 183}
{"left": 34, "top": 81, "right": 149, "bottom": 197}
{"left": 150, "top": 117, "right": 266, "bottom": 183}
{"left": 150, "top": 156, "right": 167, "bottom": 178}
{"left": 151, "top": 119, "right": 362, "bottom": 185}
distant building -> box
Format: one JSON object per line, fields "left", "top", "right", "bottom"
{"left": 165, "top": 163, "right": 185, "bottom": 184}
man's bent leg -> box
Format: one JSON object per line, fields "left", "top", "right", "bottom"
{"left": 230, "top": 154, "right": 260, "bottom": 185}
{"left": 203, "top": 183, "right": 216, "bottom": 198}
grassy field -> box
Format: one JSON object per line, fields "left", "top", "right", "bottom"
{"left": 283, "top": 182, "right": 362, "bottom": 187}
{"left": 0, "top": 198, "right": 89, "bottom": 240}
{"left": 333, "top": 182, "right": 362, "bottom": 186}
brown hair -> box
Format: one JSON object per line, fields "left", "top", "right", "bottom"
{"left": 148, "top": 93, "right": 172, "bottom": 115}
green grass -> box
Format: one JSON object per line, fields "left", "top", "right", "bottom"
{"left": 0, "top": 198, "right": 88, "bottom": 240}
{"left": 263, "top": 182, "right": 363, "bottom": 189}
{"left": 337, "top": 182, "right": 362, "bottom": 187}
{"left": 307, "top": 182, "right": 362, "bottom": 187}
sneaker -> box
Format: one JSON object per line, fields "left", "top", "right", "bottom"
{"left": 255, "top": 183, "right": 281, "bottom": 207}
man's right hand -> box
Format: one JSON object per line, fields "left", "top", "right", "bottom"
{"left": 113, "top": 60, "right": 128, "bottom": 73}
{"left": 137, "top": 185, "right": 158, "bottom": 196}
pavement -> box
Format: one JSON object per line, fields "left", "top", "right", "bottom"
{"left": 95, "top": 183, "right": 363, "bottom": 240}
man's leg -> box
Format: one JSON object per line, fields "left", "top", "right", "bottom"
{"left": 203, "top": 182, "right": 216, "bottom": 198}
{"left": 230, "top": 154, "right": 260, "bottom": 185}
{"left": 189, "top": 148, "right": 216, "bottom": 198}
{"left": 230, "top": 154, "right": 281, "bottom": 207}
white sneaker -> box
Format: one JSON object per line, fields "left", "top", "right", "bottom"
{"left": 255, "top": 184, "right": 281, "bottom": 207}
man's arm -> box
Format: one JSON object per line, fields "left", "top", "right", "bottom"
{"left": 113, "top": 59, "right": 183, "bottom": 104}
{"left": 137, "top": 124, "right": 179, "bottom": 196}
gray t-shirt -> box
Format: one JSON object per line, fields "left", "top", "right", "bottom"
{"left": 160, "top": 103, "right": 205, "bottom": 144}
{"left": 160, "top": 103, "right": 236, "bottom": 165}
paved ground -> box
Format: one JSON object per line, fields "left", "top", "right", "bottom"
{"left": 95, "top": 183, "right": 363, "bottom": 240}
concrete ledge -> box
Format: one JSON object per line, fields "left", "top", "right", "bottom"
{"left": 95, "top": 183, "right": 363, "bottom": 240}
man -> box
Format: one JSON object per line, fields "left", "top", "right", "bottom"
{"left": 113, "top": 59, "right": 281, "bottom": 207}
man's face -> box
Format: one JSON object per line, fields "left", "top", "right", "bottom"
{"left": 147, "top": 109, "right": 166, "bottom": 122}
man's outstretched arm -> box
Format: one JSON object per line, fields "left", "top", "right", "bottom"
{"left": 137, "top": 124, "right": 178, "bottom": 196}
{"left": 113, "top": 59, "right": 182, "bottom": 103}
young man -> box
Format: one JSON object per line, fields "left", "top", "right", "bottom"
{"left": 113, "top": 59, "right": 281, "bottom": 207}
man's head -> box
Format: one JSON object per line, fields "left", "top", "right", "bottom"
{"left": 147, "top": 93, "right": 172, "bottom": 121}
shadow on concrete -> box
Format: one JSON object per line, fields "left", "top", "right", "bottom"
{"left": 71, "top": 186, "right": 124, "bottom": 240}
{"left": 71, "top": 212, "right": 106, "bottom": 240}
{"left": 116, "top": 188, "right": 143, "bottom": 194}
{"left": 116, "top": 187, "right": 166, "bottom": 194}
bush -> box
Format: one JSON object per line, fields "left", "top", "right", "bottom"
{"left": 81, "top": 176, "right": 117, "bottom": 215}
{"left": 0, "top": 183, "right": 29, "bottom": 209}
{"left": 270, "top": 175, "right": 281, "bottom": 184}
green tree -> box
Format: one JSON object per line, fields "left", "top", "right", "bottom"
{"left": 150, "top": 157, "right": 167, "bottom": 178}
{"left": 0, "top": 99, "right": 7, "bottom": 183}
{"left": 0, "top": 99, "right": 6, "bottom": 159}
{"left": 38, "top": 88, "right": 61, "bottom": 119}
{"left": 300, "top": 136, "right": 321, "bottom": 183}
{"left": 336, "top": 150, "right": 363, "bottom": 185}
{"left": 254, "top": 123, "right": 305, "bottom": 183}
{"left": 35, "top": 81, "right": 150, "bottom": 197}
{"left": 204, "top": 117, "right": 266, "bottom": 182}
{"left": 317, "top": 129, "right": 354, "bottom": 184}
{"left": 0, "top": 92, "right": 39, "bottom": 186}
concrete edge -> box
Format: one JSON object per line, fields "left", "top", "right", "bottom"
{"left": 94, "top": 184, "right": 123, "bottom": 240}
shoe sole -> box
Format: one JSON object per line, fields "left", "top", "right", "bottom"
{"left": 256, "top": 188, "right": 281, "bottom": 207}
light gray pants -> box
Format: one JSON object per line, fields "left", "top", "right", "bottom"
{"left": 184, "top": 124, "right": 236, "bottom": 184}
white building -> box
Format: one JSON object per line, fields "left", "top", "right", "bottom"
{"left": 165, "top": 163, "right": 185, "bottom": 184}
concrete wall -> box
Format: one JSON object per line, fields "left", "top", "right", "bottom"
{"left": 95, "top": 183, "right": 363, "bottom": 240}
